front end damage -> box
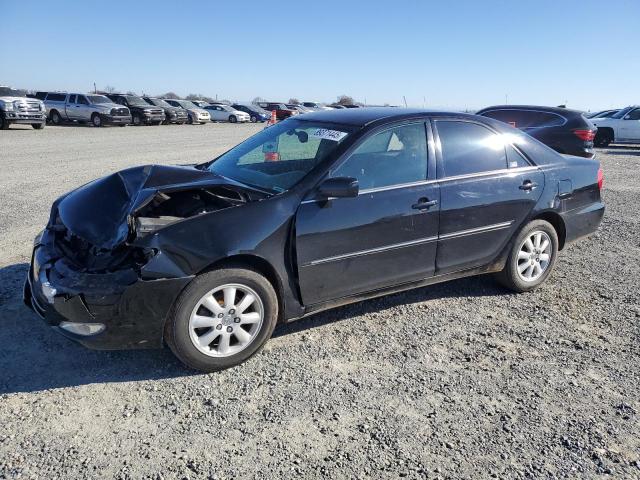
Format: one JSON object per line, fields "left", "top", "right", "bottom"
{"left": 24, "top": 164, "right": 265, "bottom": 349}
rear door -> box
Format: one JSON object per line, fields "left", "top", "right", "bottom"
{"left": 65, "top": 94, "right": 79, "bottom": 120}
{"left": 432, "top": 119, "right": 544, "bottom": 274}
{"left": 295, "top": 121, "right": 440, "bottom": 305}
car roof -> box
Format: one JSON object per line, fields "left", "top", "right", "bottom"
{"left": 476, "top": 105, "right": 584, "bottom": 116}
{"left": 295, "top": 107, "right": 479, "bottom": 126}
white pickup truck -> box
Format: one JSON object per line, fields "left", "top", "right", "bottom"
{"left": 592, "top": 106, "right": 640, "bottom": 146}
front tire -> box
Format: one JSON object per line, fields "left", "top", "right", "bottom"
{"left": 91, "top": 113, "right": 103, "bottom": 127}
{"left": 32, "top": 123, "right": 45, "bottom": 129}
{"left": 166, "top": 267, "right": 278, "bottom": 372}
{"left": 229, "top": 115, "right": 237, "bottom": 123}
{"left": 132, "top": 113, "right": 142, "bottom": 126}
{"left": 0, "top": 113, "right": 9, "bottom": 130}
{"left": 495, "top": 220, "right": 559, "bottom": 292}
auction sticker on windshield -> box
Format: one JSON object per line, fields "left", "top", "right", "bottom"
{"left": 311, "top": 128, "right": 348, "bottom": 142}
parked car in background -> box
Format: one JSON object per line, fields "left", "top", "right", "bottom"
{"left": 142, "top": 97, "right": 188, "bottom": 124}
{"left": 328, "top": 104, "right": 346, "bottom": 109}
{"left": 164, "top": 99, "right": 211, "bottom": 124}
{"left": 343, "top": 104, "right": 360, "bottom": 108}
{"left": 586, "top": 109, "right": 619, "bottom": 119}
{"left": 25, "top": 108, "right": 605, "bottom": 372}
{"left": 42, "top": 92, "right": 131, "bottom": 127}
{"left": 0, "top": 86, "right": 47, "bottom": 130}
{"left": 476, "top": 105, "right": 596, "bottom": 158}
{"left": 301, "top": 101, "right": 331, "bottom": 111}
{"left": 231, "top": 103, "right": 270, "bottom": 123}
{"left": 591, "top": 106, "right": 640, "bottom": 146}
{"left": 286, "top": 104, "right": 313, "bottom": 115}
{"left": 204, "top": 104, "right": 250, "bottom": 123}
{"left": 256, "top": 102, "right": 298, "bottom": 120}
{"left": 105, "top": 94, "right": 165, "bottom": 126}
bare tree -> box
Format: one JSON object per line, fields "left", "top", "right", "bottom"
{"left": 161, "top": 92, "right": 181, "bottom": 99}
{"left": 252, "top": 96, "right": 265, "bottom": 104}
{"left": 126, "top": 90, "right": 136, "bottom": 96}
{"left": 104, "top": 85, "right": 117, "bottom": 93}
{"left": 337, "top": 95, "right": 355, "bottom": 106}
{"left": 185, "top": 93, "right": 203, "bottom": 101}
{"left": 288, "top": 98, "right": 300, "bottom": 105}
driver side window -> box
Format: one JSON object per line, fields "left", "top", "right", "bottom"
{"left": 332, "top": 123, "right": 428, "bottom": 190}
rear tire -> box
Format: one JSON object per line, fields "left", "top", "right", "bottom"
{"left": 50, "top": 110, "right": 62, "bottom": 125}
{"left": 495, "top": 220, "right": 559, "bottom": 292}
{"left": 166, "top": 267, "right": 278, "bottom": 372}
{"left": 594, "top": 130, "right": 612, "bottom": 147}
{"left": 32, "top": 123, "right": 45, "bottom": 129}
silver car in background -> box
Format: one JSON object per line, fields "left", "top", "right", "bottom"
{"left": 164, "top": 99, "right": 210, "bottom": 124}
{"left": 43, "top": 92, "right": 131, "bottom": 127}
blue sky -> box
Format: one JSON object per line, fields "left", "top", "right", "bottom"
{"left": 1, "top": 0, "right": 638, "bottom": 110}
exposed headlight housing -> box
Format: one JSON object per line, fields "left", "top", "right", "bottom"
{"left": 4, "top": 102, "right": 14, "bottom": 111}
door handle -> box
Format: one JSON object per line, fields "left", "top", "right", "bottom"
{"left": 519, "top": 180, "right": 538, "bottom": 191}
{"left": 412, "top": 198, "right": 438, "bottom": 210}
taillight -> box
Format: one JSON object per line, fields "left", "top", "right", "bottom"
{"left": 574, "top": 129, "right": 596, "bottom": 141}
{"left": 597, "top": 167, "right": 603, "bottom": 190}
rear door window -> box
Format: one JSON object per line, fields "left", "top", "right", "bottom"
{"left": 436, "top": 120, "right": 508, "bottom": 177}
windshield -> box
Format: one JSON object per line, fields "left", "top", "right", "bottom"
{"left": 206, "top": 120, "right": 354, "bottom": 192}
{"left": 611, "top": 107, "right": 633, "bottom": 119}
{"left": 125, "top": 95, "right": 149, "bottom": 106}
{"left": 147, "top": 98, "right": 171, "bottom": 108}
{"left": 0, "top": 87, "right": 25, "bottom": 97}
{"left": 178, "top": 100, "right": 197, "bottom": 109}
{"left": 87, "top": 95, "right": 112, "bottom": 104}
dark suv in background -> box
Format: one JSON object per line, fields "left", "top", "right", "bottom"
{"left": 142, "top": 97, "right": 188, "bottom": 124}
{"left": 476, "top": 105, "right": 596, "bottom": 158}
{"left": 105, "top": 94, "right": 165, "bottom": 126}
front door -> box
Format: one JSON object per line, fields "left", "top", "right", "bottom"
{"left": 65, "top": 94, "right": 80, "bottom": 120}
{"left": 619, "top": 107, "right": 640, "bottom": 141}
{"left": 295, "top": 122, "right": 440, "bottom": 306}
{"left": 432, "top": 119, "right": 544, "bottom": 274}
{"left": 75, "top": 94, "right": 92, "bottom": 121}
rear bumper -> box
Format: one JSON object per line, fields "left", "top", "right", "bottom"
{"left": 561, "top": 201, "right": 605, "bottom": 244}
{"left": 24, "top": 230, "right": 192, "bottom": 350}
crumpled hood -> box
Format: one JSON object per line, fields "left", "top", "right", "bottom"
{"left": 55, "top": 164, "right": 241, "bottom": 249}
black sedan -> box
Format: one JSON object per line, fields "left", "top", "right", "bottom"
{"left": 24, "top": 108, "right": 605, "bottom": 372}
{"left": 476, "top": 105, "right": 597, "bottom": 158}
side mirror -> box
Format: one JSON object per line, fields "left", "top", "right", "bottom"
{"left": 317, "top": 177, "right": 359, "bottom": 199}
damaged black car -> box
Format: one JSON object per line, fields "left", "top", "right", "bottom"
{"left": 25, "top": 109, "right": 604, "bottom": 372}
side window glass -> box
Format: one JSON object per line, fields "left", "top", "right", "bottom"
{"left": 436, "top": 121, "right": 508, "bottom": 177}
{"left": 332, "top": 123, "right": 428, "bottom": 190}
{"left": 68, "top": 95, "right": 76, "bottom": 104}
{"left": 507, "top": 145, "right": 530, "bottom": 168}
{"left": 626, "top": 109, "right": 640, "bottom": 120}
{"left": 77, "top": 95, "right": 88, "bottom": 105}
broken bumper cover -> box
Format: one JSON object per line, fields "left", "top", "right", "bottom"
{"left": 23, "top": 231, "right": 193, "bottom": 350}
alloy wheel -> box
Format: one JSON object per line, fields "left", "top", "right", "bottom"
{"left": 516, "top": 230, "right": 552, "bottom": 282}
{"left": 188, "top": 283, "right": 264, "bottom": 357}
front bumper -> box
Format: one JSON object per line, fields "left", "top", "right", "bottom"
{"left": 104, "top": 114, "right": 132, "bottom": 125}
{"left": 142, "top": 113, "right": 166, "bottom": 123}
{"left": 4, "top": 111, "right": 46, "bottom": 124}
{"left": 168, "top": 113, "right": 188, "bottom": 123}
{"left": 24, "top": 231, "right": 192, "bottom": 350}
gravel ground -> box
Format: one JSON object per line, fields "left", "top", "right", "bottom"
{"left": 0, "top": 124, "right": 638, "bottom": 479}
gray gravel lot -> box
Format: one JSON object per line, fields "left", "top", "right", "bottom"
{"left": 0, "top": 124, "right": 639, "bottom": 479}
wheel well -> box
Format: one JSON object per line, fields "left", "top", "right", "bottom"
{"left": 596, "top": 127, "right": 614, "bottom": 140}
{"left": 199, "top": 255, "right": 285, "bottom": 321}
{"left": 532, "top": 212, "right": 566, "bottom": 250}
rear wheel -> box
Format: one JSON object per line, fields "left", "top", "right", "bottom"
{"left": 594, "top": 130, "right": 612, "bottom": 147}
{"left": 495, "top": 220, "right": 558, "bottom": 292}
{"left": 166, "top": 267, "right": 278, "bottom": 372}
{"left": 50, "top": 110, "right": 62, "bottom": 125}
{"left": 32, "top": 123, "right": 45, "bottom": 130}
